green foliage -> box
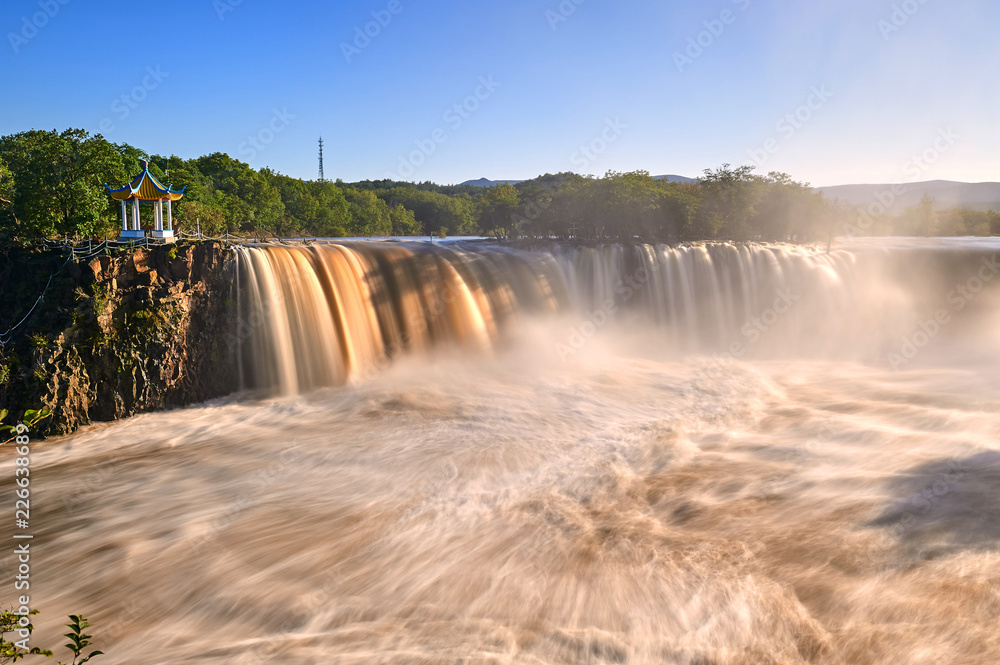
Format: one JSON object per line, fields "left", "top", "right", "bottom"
{"left": 343, "top": 188, "right": 392, "bottom": 236}
{"left": 259, "top": 173, "right": 351, "bottom": 237}
{"left": 173, "top": 200, "right": 226, "bottom": 237}
{"left": 894, "top": 194, "right": 939, "bottom": 236}
{"left": 1, "top": 609, "right": 53, "bottom": 662}
{"left": 887, "top": 200, "right": 999, "bottom": 238}
{"left": 192, "top": 153, "right": 284, "bottom": 237}
{"left": 89, "top": 282, "right": 108, "bottom": 311}
{"left": 695, "top": 164, "right": 760, "bottom": 240}
{"left": 0, "top": 611, "right": 103, "bottom": 664}
{"left": 2, "top": 127, "right": 991, "bottom": 243}
{"left": 59, "top": 615, "right": 103, "bottom": 665}
{"left": 376, "top": 187, "right": 473, "bottom": 236}
{"left": 502, "top": 168, "right": 833, "bottom": 242}
{"left": 0, "top": 158, "right": 14, "bottom": 210}
{"left": 476, "top": 184, "right": 521, "bottom": 239}
{"left": 0, "top": 129, "right": 129, "bottom": 241}
{"left": 388, "top": 204, "right": 422, "bottom": 236}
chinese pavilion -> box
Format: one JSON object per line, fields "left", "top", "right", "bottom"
{"left": 106, "top": 161, "right": 185, "bottom": 242}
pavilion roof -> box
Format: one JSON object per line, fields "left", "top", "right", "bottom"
{"left": 106, "top": 161, "right": 185, "bottom": 202}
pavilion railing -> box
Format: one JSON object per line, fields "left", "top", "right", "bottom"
{"left": 36, "top": 231, "right": 263, "bottom": 261}
{"left": 2, "top": 233, "right": 251, "bottom": 345}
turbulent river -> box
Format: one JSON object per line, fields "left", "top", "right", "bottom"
{"left": 6, "top": 238, "right": 1000, "bottom": 664}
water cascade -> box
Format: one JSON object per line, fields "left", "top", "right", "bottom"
{"left": 236, "top": 239, "right": 1000, "bottom": 391}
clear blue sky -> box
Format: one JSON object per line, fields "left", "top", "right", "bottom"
{"left": 1, "top": 0, "right": 996, "bottom": 186}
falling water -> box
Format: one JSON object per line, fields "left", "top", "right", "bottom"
{"left": 234, "top": 242, "right": 569, "bottom": 394}
{"left": 8, "top": 238, "right": 1000, "bottom": 665}
{"left": 235, "top": 239, "right": 1000, "bottom": 390}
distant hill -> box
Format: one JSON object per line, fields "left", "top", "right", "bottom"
{"left": 460, "top": 174, "right": 697, "bottom": 187}
{"left": 653, "top": 174, "right": 697, "bottom": 184}
{"left": 818, "top": 180, "right": 1000, "bottom": 213}
{"left": 460, "top": 178, "right": 524, "bottom": 187}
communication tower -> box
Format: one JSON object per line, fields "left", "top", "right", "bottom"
{"left": 318, "top": 137, "right": 325, "bottom": 183}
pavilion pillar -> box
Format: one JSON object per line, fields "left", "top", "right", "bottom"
{"left": 132, "top": 200, "right": 140, "bottom": 231}
{"left": 120, "top": 200, "right": 127, "bottom": 232}
{"left": 166, "top": 199, "right": 173, "bottom": 231}
{"left": 155, "top": 200, "right": 163, "bottom": 232}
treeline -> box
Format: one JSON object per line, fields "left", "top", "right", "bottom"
{"left": 478, "top": 167, "right": 835, "bottom": 242}
{"left": 0, "top": 129, "right": 437, "bottom": 241}
{"left": 854, "top": 194, "right": 1000, "bottom": 237}
{"left": 0, "top": 128, "right": 995, "bottom": 245}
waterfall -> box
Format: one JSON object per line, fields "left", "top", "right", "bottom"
{"left": 235, "top": 240, "right": 1000, "bottom": 394}
{"left": 235, "top": 242, "right": 569, "bottom": 394}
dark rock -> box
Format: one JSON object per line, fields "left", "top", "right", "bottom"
{"left": 88, "top": 258, "right": 102, "bottom": 280}
{"left": 131, "top": 250, "right": 153, "bottom": 274}
{"left": 0, "top": 242, "right": 240, "bottom": 436}
{"left": 138, "top": 269, "right": 158, "bottom": 287}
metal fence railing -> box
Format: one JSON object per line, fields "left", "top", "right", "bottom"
{"left": 3, "top": 233, "right": 253, "bottom": 344}
{"left": 35, "top": 231, "right": 270, "bottom": 261}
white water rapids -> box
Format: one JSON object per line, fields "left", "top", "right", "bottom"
{"left": 3, "top": 238, "right": 1000, "bottom": 664}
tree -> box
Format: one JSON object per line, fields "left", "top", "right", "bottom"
{"left": 749, "top": 172, "right": 827, "bottom": 241}
{"left": 376, "top": 187, "right": 474, "bottom": 236}
{"left": 0, "top": 158, "right": 13, "bottom": 208}
{"left": 655, "top": 181, "right": 702, "bottom": 240}
{"left": 892, "top": 194, "right": 938, "bottom": 236}
{"left": 343, "top": 188, "right": 391, "bottom": 236}
{"left": 388, "top": 204, "right": 422, "bottom": 236}
{"left": 308, "top": 181, "right": 351, "bottom": 237}
{"left": 914, "top": 194, "right": 939, "bottom": 236}
{"left": 261, "top": 170, "right": 312, "bottom": 237}
{"left": 0, "top": 157, "right": 14, "bottom": 244}
{"left": 476, "top": 184, "right": 521, "bottom": 239}
{"left": 592, "top": 170, "right": 663, "bottom": 239}
{"left": 0, "top": 129, "right": 129, "bottom": 239}
{"left": 695, "top": 164, "right": 760, "bottom": 240}
{"left": 173, "top": 200, "right": 227, "bottom": 236}
{"left": 193, "top": 153, "right": 283, "bottom": 236}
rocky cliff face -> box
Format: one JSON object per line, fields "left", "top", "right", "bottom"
{"left": 0, "top": 242, "right": 239, "bottom": 436}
